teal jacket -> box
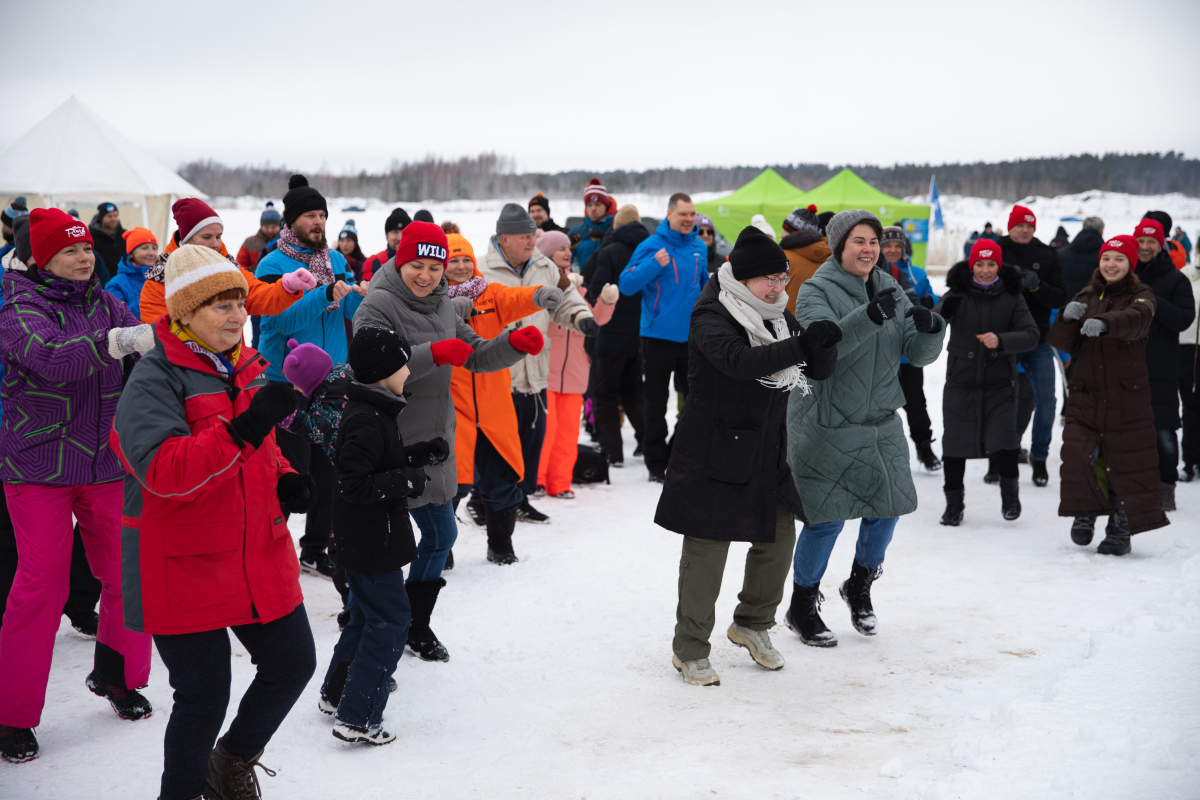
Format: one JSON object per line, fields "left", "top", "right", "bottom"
{"left": 787, "top": 258, "right": 946, "bottom": 523}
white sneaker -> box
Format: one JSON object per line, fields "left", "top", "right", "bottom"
{"left": 332, "top": 720, "right": 396, "bottom": 746}
{"left": 727, "top": 623, "right": 785, "bottom": 670}
{"left": 672, "top": 653, "right": 720, "bottom": 686}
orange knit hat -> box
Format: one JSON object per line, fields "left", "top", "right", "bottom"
{"left": 446, "top": 232, "right": 476, "bottom": 268}
{"left": 123, "top": 226, "right": 158, "bottom": 255}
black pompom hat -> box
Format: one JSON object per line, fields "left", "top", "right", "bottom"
{"left": 349, "top": 326, "right": 412, "bottom": 384}
{"left": 728, "top": 225, "right": 790, "bottom": 281}
{"left": 282, "top": 174, "right": 328, "bottom": 226}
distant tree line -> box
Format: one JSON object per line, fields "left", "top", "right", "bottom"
{"left": 178, "top": 152, "right": 1200, "bottom": 202}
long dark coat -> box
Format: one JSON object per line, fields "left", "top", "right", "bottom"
{"left": 1133, "top": 250, "right": 1196, "bottom": 429}
{"left": 934, "top": 262, "right": 1040, "bottom": 459}
{"left": 1046, "top": 272, "right": 1168, "bottom": 534}
{"left": 654, "top": 279, "right": 836, "bottom": 542}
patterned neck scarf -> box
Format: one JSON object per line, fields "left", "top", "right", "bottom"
{"left": 171, "top": 320, "right": 241, "bottom": 376}
{"left": 278, "top": 225, "right": 338, "bottom": 310}
{"left": 447, "top": 275, "right": 487, "bottom": 300}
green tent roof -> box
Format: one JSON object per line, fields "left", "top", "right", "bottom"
{"left": 694, "top": 168, "right": 807, "bottom": 243}
{"left": 803, "top": 168, "right": 929, "bottom": 224}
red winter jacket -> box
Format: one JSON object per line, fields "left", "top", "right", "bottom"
{"left": 111, "top": 316, "right": 302, "bottom": 635}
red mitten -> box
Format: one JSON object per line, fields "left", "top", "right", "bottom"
{"left": 508, "top": 326, "right": 544, "bottom": 355}
{"left": 430, "top": 338, "right": 474, "bottom": 367}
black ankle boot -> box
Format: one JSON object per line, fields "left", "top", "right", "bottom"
{"left": 406, "top": 578, "right": 450, "bottom": 662}
{"left": 1070, "top": 517, "right": 1096, "bottom": 545}
{"left": 1097, "top": 509, "right": 1131, "bottom": 556}
{"left": 839, "top": 561, "right": 882, "bottom": 636}
{"left": 784, "top": 583, "right": 837, "bottom": 647}
{"left": 999, "top": 476, "right": 1021, "bottom": 520}
{"left": 1031, "top": 459, "right": 1049, "bottom": 487}
{"left": 940, "top": 488, "right": 964, "bottom": 526}
{"left": 485, "top": 507, "right": 519, "bottom": 565}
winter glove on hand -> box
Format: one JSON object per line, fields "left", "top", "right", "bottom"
{"left": 799, "top": 319, "right": 843, "bottom": 353}
{"left": 919, "top": 294, "right": 935, "bottom": 309}
{"left": 865, "top": 287, "right": 898, "bottom": 326}
{"left": 600, "top": 283, "right": 620, "bottom": 304}
{"left": 589, "top": 226, "right": 605, "bottom": 240}
{"left": 401, "top": 468, "right": 428, "bottom": 499}
{"left": 450, "top": 296, "right": 475, "bottom": 320}
{"left": 532, "top": 286, "right": 563, "bottom": 312}
{"left": 107, "top": 324, "right": 155, "bottom": 358}
{"left": 408, "top": 437, "right": 451, "bottom": 468}
{"left": 568, "top": 232, "right": 582, "bottom": 248}
{"left": 568, "top": 272, "right": 584, "bottom": 288}
{"left": 508, "top": 326, "right": 545, "bottom": 355}
{"left": 282, "top": 268, "right": 317, "bottom": 294}
{"left": 276, "top": 472, "right": 316, "bottom": 514}
{"left": 229, "top": 382, "right": 298, "bottom": 449}
{"left": 430, "top": 339, "right": 474, "bottom": 367}
{"left": 905, "top": 304, "right": 941, "bottom": 333}
{"left": 1081, "top": 318, "right": 1108, "bottom": 337}
{"left": 1022, "top": 269, "right": 1041, "bottom": 291}
{"left": 1063, "top": 301, "right": 1087, "bottom": 322}
{"left": 577, "top": 316, "right": 600, "bottom": 337}
{"left": 939, "top": 294, "right": 963, "bottom": 319}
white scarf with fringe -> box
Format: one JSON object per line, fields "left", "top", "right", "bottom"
{"left": 716, "top": 262, "right": 810, "bottom": 394}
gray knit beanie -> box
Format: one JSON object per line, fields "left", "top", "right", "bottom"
{"left": 826, "top": 209, "right": 882, "bottom": 259}
{"left": 496, "top": 203, "right": 537, "bottom": 235}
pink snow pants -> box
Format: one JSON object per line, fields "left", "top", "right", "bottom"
{"left": 0, "top": 482, "right": 152, "bottom": 728}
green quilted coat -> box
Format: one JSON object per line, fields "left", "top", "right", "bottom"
{"left": 787, "top": 257, "right": 946, "bottom": 523}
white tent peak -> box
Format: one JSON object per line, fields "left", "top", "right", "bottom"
{"left": 0, "top": 96, "right": 204, "bottom": 200}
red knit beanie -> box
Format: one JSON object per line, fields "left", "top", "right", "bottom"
{"left": 30, "top": 208, "right": 93, "bottom": 268}
{"left": 172, "top": 197, "right": 223, "bottom": 244}
{"left": 1007, "top": 205, "right": 1036, "bottom": 231}
{"left": 1133, "top": 218, "right": 1165, "bottom": 249}
{"left": 1099, "top": 235, "right": 1138, "bottom": 267}
{"left": 969, "top": 239, "right": 1002, "bottom": 269}
{"left": 394, "top": 221, "right": 448, "bottom": 268}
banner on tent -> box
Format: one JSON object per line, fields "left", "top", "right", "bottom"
{"left": 897, "top": 219, "right": 929, "bottom": 243}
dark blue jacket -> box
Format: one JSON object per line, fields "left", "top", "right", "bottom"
{"left": 588, "top": 223, "right": 649, "bottom": 359}
{"left": 619, "top": 219, "right": 709, "bottom": 343}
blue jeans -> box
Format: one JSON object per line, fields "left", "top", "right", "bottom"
{"left": 792, "top": 517, "right": 899, "bottom": 588}
{"left": 322, "top": 570, "right": 410, "bottom": 729}
{"left": 1017, "top": 342, "right": 1056, "bottom": 462}
{"left": 408, "top": 501, "right": 458, "bottom": 582}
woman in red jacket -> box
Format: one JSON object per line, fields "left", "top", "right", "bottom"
{"left": 112, "top": 245, "right": 318, "bottom": 800}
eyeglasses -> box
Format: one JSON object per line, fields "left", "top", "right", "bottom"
{"left": 758, "top": 274, "right": 791, "bottom": 288}
{"left": 698, "top": 228, "right": 715, "bottom": 236}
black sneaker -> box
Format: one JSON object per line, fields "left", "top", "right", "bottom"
{"left": 516, "top": 499, "right": 550, "bottom": 524}
{"left": 487, "top": 548, "right": 520, "bottom": 565}
{"left": 1017, "top": 448, "right": 1029, "bottom": 464}
{"left": 69, "top": 611, "right": 99, "bottom": 638}
{"left": 1031, "top": 460, "right": 1049, "bottom": 487}
{"left": 983, "top": 470, "right": 999, "bottom": 485}
{"left": 0, "top": 725, "right": 38, "bottom": 763}
{"left": 648, "top": 471, "right": 665, "bottom": 484}
{"left": 607, "top": 454, "right": 624, "bottom": 468}
{"left": 299, "top": 551, "right": 335, "bottom": 580}
{"left": 465, "top": 495, "right": 486, "bottom": 527}
{"left": 1181, "top": 463, "right": 1197, "bottom": 482}
{"left": 86, "top": 670, "right": 152, "bottom": 721}
{"left": 633, "top": 443, "right": 644, "bottom": 458}
{"left": 915, "top": 440, "right": 942, "bottom": 472}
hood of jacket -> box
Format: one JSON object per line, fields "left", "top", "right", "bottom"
{"left": 1066, "top": 227, "right": 1104, "bottom": 255}
{"left": 945, "top": 261, "right": 1023, "bottom": 296}
{"left": 613, "top": 220, "right": 650, "bottom": 249}
{"left": 780, "top": 229, "right": 824, "bottom": 251}
{"left": 116, "top": 255, "right": 148, "bottom": 279}
{"left": 346, "top": 380, "right": 408, "bottom": 417}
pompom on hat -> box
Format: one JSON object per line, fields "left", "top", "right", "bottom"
{"left": 164, "top": 244, "right": 248, "bottom": 320}
{"left": 281, "top": 174, "right": 327, "bottom": 226}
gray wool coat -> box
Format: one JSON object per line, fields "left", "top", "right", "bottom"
{"left": 354, "top": 256, "right": 526, "bottom": 507}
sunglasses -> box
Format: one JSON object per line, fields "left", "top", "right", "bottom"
{"left": 698, "top": 228, "right": 715, "bottom": 236}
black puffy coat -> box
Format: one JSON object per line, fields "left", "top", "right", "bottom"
{"left": 333, "top": 382, "right": 431, "bottom": 573}
{"left": 998, "top": 235, "right": 1067, "bottom": 346}
{"left": 1134, "top": 250, "right": 1197, "bottom": 429}
{"left": 587, "top": 222, "right": 649, "bottom": 359}
{"left": 1059, "top": 228, "right": 1105, "bottom": 302}
{"left": 654, "top": 279, "right": 838, "bottom": 543}
{"left": 88, "top": 214, "right": 125, "bottom": 285}
{"left": 934, "top": 263, "right": 1040, "bottom": 459}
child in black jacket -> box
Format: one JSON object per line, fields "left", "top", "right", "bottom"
{"left": 318, "top": 326, "right": 449, "bottom": 746}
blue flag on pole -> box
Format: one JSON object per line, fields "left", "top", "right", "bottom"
{"left": 929, "top": 174, "right": 945, "bottom": 231}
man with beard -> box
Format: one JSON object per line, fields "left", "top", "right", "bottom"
{"left": 88, "top": 201, "right": 125, "bottom": 284}
{"left": 528, "top": 193, "right": 569, "bottom": 234}
{"left": 257, "top": 175, "right": 367, "bottom": 578}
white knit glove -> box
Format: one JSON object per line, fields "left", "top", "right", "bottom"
{"left": 107, "top": 324, "right": 155, "bottom": 358}
{"left": 600, "top": 283, "right": 619, "bottom": 304}
{"left": 568, "top": 272, "right": 584, "bottom": 288}
{"left": 1063, "top": 301, "right": 1087, "bottom": 322}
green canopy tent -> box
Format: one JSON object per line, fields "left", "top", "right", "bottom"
{"left": 694, "top": 168, "right": 808, "bottom": 244}
{"left": 802, "top": 168, "right": 932, "bottom": 267}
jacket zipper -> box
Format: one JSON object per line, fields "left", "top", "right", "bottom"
{"left": 560, "top": 331, "right": 571, "bottom": 389}
{"left": 384, "top": 515, "right": 391, "bottom": 553}
{"left": 472, "top": 373, "right": 480, "bottom": 428}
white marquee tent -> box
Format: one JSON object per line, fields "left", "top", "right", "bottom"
{"left": 0, "top": 96, "right": 204, "bottom": 243}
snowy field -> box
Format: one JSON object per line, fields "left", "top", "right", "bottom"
{"left": 4, "top": 270, "right": 1199, "bottom": 799}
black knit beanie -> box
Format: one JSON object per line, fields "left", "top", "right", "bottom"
{"left": 728, "top": 225, "right": 790, "bottom": 281}
{"left": 414, "top": 209, "right": 434, "bottom": 223}
{"left": 349, "top": 326, "right": 412, "bottom": 384}
{"left": 529, "top": 193, "right": 550, "bottom": 214}
{"left": 385, "top": 207, "right": 412, "bottom": 234}
{"left": 282, "top": 174, "right": 327, "bottom": 226}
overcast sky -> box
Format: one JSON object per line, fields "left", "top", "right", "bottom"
{"left": 4, "top": 0, "right": 1197, "bottom": 175}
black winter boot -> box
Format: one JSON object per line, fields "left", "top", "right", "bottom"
{"left": 86, "top": 669, "right": 152, "bottom": 721}
{"left": 443, "top": 548, "right": 454, "bottom": 571}
{"left": 1181, "top": 463, "right": 1196, "bottom": 482}
{"left": 940, "top": 488, "right": 964, "bottom": 526}
{"left": 915, "top": 440, "right": 942, "bottom": 472}
{"left": 1031, "top": 459, "right": 1049, "bottom": 487}
{"left": 1161, "top": 482, "right": 1177, "bottom": 512}
{"left": 984, "top": 456, "right": 999, "bottom": 484}
{"left": 485, "top": 507, "right": 519, "bottom": 565}
{"left": 464, "top": 495, "right": 486, "bottom": 527}
{"left": 784, "top": 583, "right": 837, "bottom": 647}
{"left": 1070, "top": 517, "right": 1096, "bottom": 545}
{"left": 839, "top": 561, "right": 882, "bottom": 636}
{"left": 999, "top": 477, "right": 1021, "bottom": 520}
{"left": 1097, "top": 509, "right": 1131, "bottom": 556}
{"left": 406, "top": 578, "right": 449, "bottom": 662}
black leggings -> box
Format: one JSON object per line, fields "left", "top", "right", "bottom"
{"left": 944, "top": 450, "right": 1019, "bottom": 491}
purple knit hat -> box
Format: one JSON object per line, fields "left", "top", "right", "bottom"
{"left": 283, "top": 338, "right": 333, "bottom": 397}
{"left": 695, "top": 213, "right": 715, "bottom": 230}
{"left": 536, "top": 230, "right": 571, "bottom": 260}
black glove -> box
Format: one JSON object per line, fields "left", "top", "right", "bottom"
{"left": 578, "top": 317, "right": 599, "bottom": 337}
{"left": 399, "top": 468, "right": 428, "bottom": 499}
{"left": 1022, "top": 269, "right": 1041, "bottom": 291}
{"left": 905, "top": 304, "right": 940, "bottom": 333}
{"left": 865, "top": 287, "right": 898, "bottom": 326}
{"left": 277, "top": 472, "right": 316, "bottom": 514}
{"left": 919, "top": 295, "right": 935, "bottom": 309}
{"left": 799, "top": 319, "right": 843, "bottom": 353}
{"left": 939, "top": 294, "right": 963, "bottom": 319}
{"left": 408, "top": 437, "right": 451, "bottom": 467}
{"left": 568, "top": 232, "right": 582, "bottom": 248}
{"left": 229, "top": 383, "right": 297, "bottom": 449}
{"left": 589, "top": 226, "right": 605, "bottom": 240}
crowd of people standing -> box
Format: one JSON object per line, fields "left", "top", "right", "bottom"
{"left": 0, "top": 176, "right": 1195, "bottom": 797}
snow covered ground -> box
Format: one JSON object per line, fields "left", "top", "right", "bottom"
{"left": 4, "top": 273, "right": 1198, "bottom": 799}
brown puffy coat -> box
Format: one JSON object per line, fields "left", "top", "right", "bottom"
{"left": 781, "top": 230, "right": 832, "bottom": 314}
{"left": 1046, "top": 272, "right": 1168, "bottom": 534}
